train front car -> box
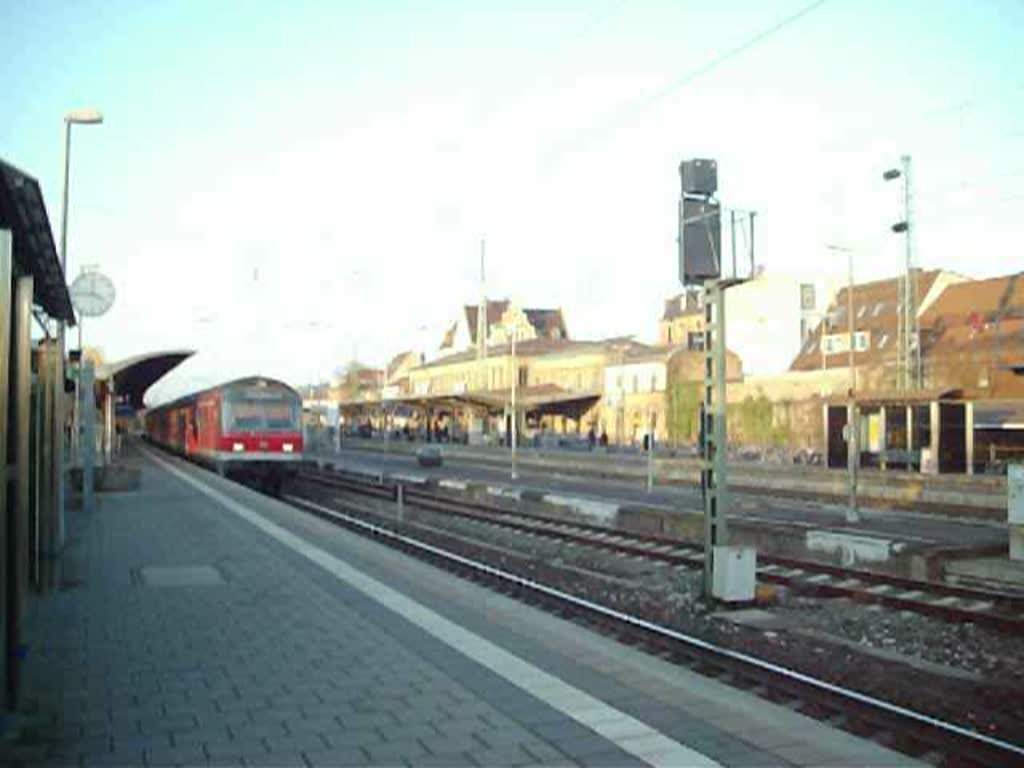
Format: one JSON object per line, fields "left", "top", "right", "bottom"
{"left": 213, "top": 377, "right": 303, "bottom": 491}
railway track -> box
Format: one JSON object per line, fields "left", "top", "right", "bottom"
{"left": 278, "top": 475, "right": 1024, "bottom": 767}
{"left": 297, "top": 466, "right": 1024, "bottom": 634}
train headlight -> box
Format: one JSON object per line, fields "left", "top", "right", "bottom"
{"left": 233, "top": 442, "right": 245, "bottom": 452}
{"left": 283, "top": 443, "right": 294, "bottom": 453}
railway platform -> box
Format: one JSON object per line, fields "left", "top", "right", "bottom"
{"left": 1, "top": 440, "right": 919, "bottom": 767}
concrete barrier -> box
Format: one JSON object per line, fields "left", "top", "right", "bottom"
{"left": 398, "top": 471, "right": 938, "bottom": 578}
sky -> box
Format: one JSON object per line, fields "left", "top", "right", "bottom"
{"left": 2, "top": 0, "right": 1022, "bottom": 404}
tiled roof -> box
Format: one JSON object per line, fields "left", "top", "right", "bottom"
{"left": 523, "top": 308, "right": 567, "bottom": 339}
{"left": 661, "top": 292, "right": 702, "bottom": 321}
{"left": 413, "top": 337, "right": 660, "bottom": 372}
{"left": 415, "top": 338, "right": 591, "bottom": 371}
{"left": 446, "top": 300, "right": 567, "bottom": 347}
{"left": 919, "top": 273, "right": 1024, "bottom": 329}
{"left": 386, "top": 350, "right": 421, "bottom": 382}
{"left": 925, "top": 317, "right": 1024, "bottom": 365}
{"left": 789, "top": 269, "right": 943, "bottom": 372}
{"left": 440, "top": 322, "right": 457, "bottom": 350}
{"left": 464, "top": 300, "right": 510, "bottom": 344}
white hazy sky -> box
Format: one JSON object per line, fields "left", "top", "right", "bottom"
{"left": 2, "top": 0, "right": 1022, "bottom": 404}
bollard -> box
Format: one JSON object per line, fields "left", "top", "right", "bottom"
{"left": 396, "top": 483, "right": 404, "bottom": 524}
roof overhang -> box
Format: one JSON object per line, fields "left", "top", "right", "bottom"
{"left": 0, "top": 159, "right": 76, "bottom": 323}
{"left": 338, "top": 387, "right": 603, "bottom": 415}
{"left": 974, "top": 401, "right": 1024, "bottom": 430}
{"left": 827, "top": 388, "right": 962, "bottom": 407}
{"left": 98, "top": 350, "right": 195, "bottom": 410}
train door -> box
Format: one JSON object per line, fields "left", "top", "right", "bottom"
{"left": 185, "top": 404, "right": 199, "bottom": 456}
{"left": 175, "top": 409, "right": 186, "bottom": 452}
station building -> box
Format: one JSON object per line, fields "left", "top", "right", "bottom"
{"left": 779, "top": 269, "right": 1024, "bottom": 474}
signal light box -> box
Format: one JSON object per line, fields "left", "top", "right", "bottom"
{"left": 680, "top": 158, "right": 717, "bottom": 197}
{"left": 679, "top": 197, "right": 721, "bottom": 285}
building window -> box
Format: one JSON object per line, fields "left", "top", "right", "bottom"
{"left": 857, "top": 305, "right": 867, "bottom": 319}
{"left": 873, "top": 302, "right": 884, "bottom": 317}
{"left": 688, "top": 332, "right": 704, "bottom": 351}
{"left": 667, "top": 327, "right": 673, "bottom": 344}
{"left": 878, "top": 333, "right": 889, "bottom": 349}
{"left": 854, "top": 331, "right": 869, "bottom": 351}
{"left": 800, "top": 283, "right": 816, "bottom": 310}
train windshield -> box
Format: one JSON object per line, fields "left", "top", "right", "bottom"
{"left": 223, "top": 386, "right": 301, "bottom": 433}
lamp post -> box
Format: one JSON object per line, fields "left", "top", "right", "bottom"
{"left": 61, "top": 108, "right": 103, "bottom": 469}
{"left": 646, "top": 408, "right": 655, "bottom": 493}
{"left": 827, "top": 244, "right": 860, "bottom": 524}
{"left": 883, "top": 156, "right": 916, "bottom": 391}
{"left": 510, "top": 324, "right": 518, "bottom": 480}
{"left": 608, "top": 340, "right": 633, "bottom": 446}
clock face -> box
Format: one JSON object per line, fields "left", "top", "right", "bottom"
{"left": 70, "top": 271, "right": 116, "bottom": 317}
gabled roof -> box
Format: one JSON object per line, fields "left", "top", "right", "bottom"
{"left": 464, "top": 300, "right": 510, "bottom": 344}
{"left": 661, "top": 292, "right": 702, "bottom": 321}
{"left": 523, "top": 308, "right": 567, "bottom": 339}
{"left": 440, "top": 321, "right": 457, "bottom": 350}
{"left": 386, "top": 350, "right": 421, "bottom": 382}
{"left": 443, "top": 299, "right": 568, "bottom": 349}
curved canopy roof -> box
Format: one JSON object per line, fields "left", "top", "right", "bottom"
{"left": 98, "top": 350, "right": 195, "bottom": 410}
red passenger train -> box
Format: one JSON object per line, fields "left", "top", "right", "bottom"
{"left": 144, "top": 376, "right": 303, "bottom": 490}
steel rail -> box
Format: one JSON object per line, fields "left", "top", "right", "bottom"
{"left": 282, "top": 489, "right": 1024, "bottom": 766}
{"left": 298, "top": 469, "right": 1024, "bottom": 632}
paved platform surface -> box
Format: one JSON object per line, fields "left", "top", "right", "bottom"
{"left": 2, "top": 442, "right": 921, "bottom": 767}
{"left": 313, "top": 447, "right": 1005, "bottom": 549}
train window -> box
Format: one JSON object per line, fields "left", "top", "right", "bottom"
{"left": 223, "top": 387, "right": 301, "bottom": 433}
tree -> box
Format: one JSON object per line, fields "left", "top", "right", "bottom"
{"left": 666, "top": 381, "right": 701, "bottom": 446}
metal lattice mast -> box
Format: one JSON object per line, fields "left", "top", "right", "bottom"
{"left": 701, "top": 281, "right": 728, "bottom": 593}
{"left": 901, "top": 156, "right": 920, "bottom": 390}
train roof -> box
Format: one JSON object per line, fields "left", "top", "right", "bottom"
{"left": 146, "top": 376, "right": 300, "bottom": 414}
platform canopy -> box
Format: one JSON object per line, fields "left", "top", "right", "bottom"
{"left": 338, "top": 384, "right": 602, "bottom": 419}
{"left": 98, "top": 350, "right": 195, "bottom": 410}
{"left": 0, "top": 158, "right": 76, "bottom": 323}
{"left": 974, "top": 401, "right": 1024, "bottom": 431}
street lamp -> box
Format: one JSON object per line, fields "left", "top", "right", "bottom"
{"left": 608, "top": 339, "right": 634, "bottom": 447}
{"left": 883, "top": 156, "right": 917, "bottom": 391}
{"left": 827, "top": 244, "right": 860, "bottom": 524}
{"left": 510, "top": 324, "right": 518, "bottom": 480}
{"left": 61, "top": 108, "right": 103, "bottom": 469}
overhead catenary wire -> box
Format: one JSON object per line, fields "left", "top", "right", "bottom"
{"left": 541, "top": 0, "right": 831, "bottom": 167}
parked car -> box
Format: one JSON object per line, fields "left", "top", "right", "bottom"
{"left": 416, "top": 445, "right": 443, "bottom": 467}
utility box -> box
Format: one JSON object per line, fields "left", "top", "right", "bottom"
{"left": 711, "top": 546, "right": 757, "bottom": 602}
{"left": 1010, "top": 464, "right": 1024, "bottom": 561}
{"left": 920, "top": 448, "right": 937, "bottom": 475}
